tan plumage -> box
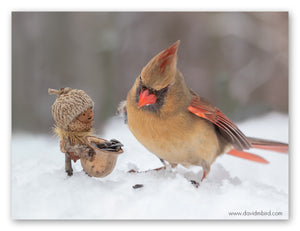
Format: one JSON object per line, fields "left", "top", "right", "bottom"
{"left": 128, "top": 70, "right": 230, "bottom": 168}
{"left": 126, "top": 41, "right": 230, "bottom": 176}
{"left": 125, "top": 41, "right": 288, "bottom": 180}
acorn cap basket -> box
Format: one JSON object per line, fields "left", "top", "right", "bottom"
{"left": 81, "top": 136, "right": 123, "bottom": 177}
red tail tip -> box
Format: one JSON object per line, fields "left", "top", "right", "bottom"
{"left": 227, "top": 149, "right": 269, "bottom": 164}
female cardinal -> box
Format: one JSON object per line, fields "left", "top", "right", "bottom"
{"left": 125, "top": 41, "right": 288, "bottom": 181}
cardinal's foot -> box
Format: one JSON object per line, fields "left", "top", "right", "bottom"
{"left": 128, "top": 166, "right": 167, "bottom": 173}
{"left": 190, "top": 180, "right": 200, "bottom": 188}
{"left": 66, "top": 169, "right": 73, "bottom": 176}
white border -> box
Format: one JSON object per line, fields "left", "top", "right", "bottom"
{"left": 2, "top": 0, "right": 299, "bottom": 230}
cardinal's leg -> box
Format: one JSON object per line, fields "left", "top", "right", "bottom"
{"left": 159, "top": 158, "right": 178, "bottom": 169}
{"left": 201, "top": 160, "right": 210, "bottom": 181}
{"left": 128, "top": 158, "right": 177, "bottom": 173}
{"left": 128, "top": 166, "right": 166, "bottom": 173}
{"left": 188, "top": 160, "right": 210, "bottom": 187}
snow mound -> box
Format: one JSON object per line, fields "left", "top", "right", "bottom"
{"left": 12, "top": 112, "right": 288, "bottom": 219}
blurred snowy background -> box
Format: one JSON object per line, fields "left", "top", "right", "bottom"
{"left": 11, "top": 12, "right": 289, "bottom": 219}
{"left": 12, "top": 12, "right": 288, "bottom": 133}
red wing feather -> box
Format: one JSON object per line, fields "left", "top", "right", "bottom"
{"left": 187, "top": 92, "right": 252, "bottom": 150}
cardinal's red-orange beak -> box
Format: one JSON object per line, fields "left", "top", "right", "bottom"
{"left": 138, "top": 89, "right": 157, "bottom": 108}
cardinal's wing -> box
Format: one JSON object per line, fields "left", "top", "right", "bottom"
{"left": 187, "top": 90, "right": 252, "bottom": 150}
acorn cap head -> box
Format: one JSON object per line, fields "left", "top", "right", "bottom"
{"left": 48, "top": 87, "right": 94, "bottom": 130}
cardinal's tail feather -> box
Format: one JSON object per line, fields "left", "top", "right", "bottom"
{"left": 226, "top": 149, "right": 269, "bottom": 164}
{"left": 247, "top": 137, "right": 288, "bottom": 154}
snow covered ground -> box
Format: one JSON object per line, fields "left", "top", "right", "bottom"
{"left": 11, "top": 112, "right": 289, "bottom": 220}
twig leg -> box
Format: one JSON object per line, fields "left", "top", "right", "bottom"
{"left": 65, "top": 153, "right": 73, "bottom": 176}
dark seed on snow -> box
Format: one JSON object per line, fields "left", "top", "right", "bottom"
{"left": 132, "top": 184, "right": 144, "bottom": 189}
